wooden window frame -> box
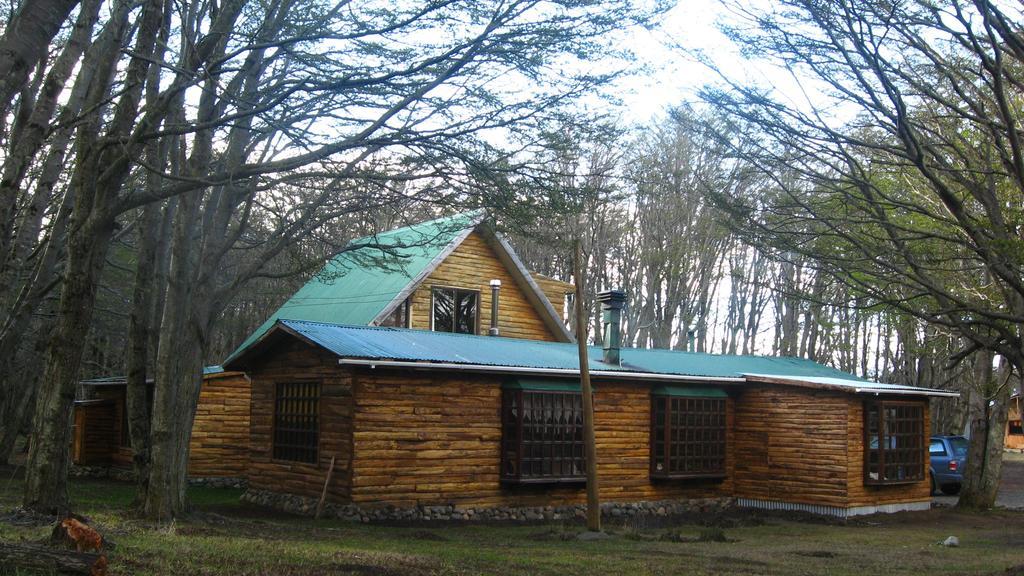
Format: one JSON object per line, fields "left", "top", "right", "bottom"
{"left": 863, "top": 400, "right": 925, "bottom": 486}
{"left": 272, "top": 381, "right": 321, "bottom": 465}
{"left": 649, "top": 395, "right": 727, "bottom": 480}
{"left": 430, "top": 286, "right": 480, "bottom": 335}
{"left": 500, "top": 389, "right": 586, "bottom": 484}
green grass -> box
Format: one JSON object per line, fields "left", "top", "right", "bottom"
{"left": 1, "top": 475, "right": 1022, "bottom": 576}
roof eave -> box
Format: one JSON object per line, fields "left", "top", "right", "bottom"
{"left": 338, "top": 357, "right": 744, "bottom": 383}
{"left": 743, "top": 374, "right": 959, "bottom": 398}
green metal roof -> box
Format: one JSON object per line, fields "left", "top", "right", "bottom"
{"left": 227, "top": 212, "right": 481, "bottom": 362}
{"left": 259, "top": 319, "right": 858, "bottom": 379}
{"left": 226, "top": 320, "right": 958, "bottom": 397}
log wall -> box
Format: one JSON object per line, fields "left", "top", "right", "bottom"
{"left": 733, "top": 386, "right": 931, "bottom": 509}
{"left": 733, "top": 386, "right": 851, "bottom": 507}
{"left": 247, "top": 339, "right": 354, "bottom": 502}
{"left": 408, "top": 232, "right": 560, "bottom": 341}
{"left": 188, "top": 371, "right": 251, "bottom": 478}
{"left": 349, "top": 370, "right": 733, "bottom": 508}
{"left": 530, "top": 273, "right": 574, "bottom": 322}
{"left": 243, "top": 344, "right": 934, "bottom": 513}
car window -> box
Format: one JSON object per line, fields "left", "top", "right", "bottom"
{"left": 929, "top": 440, "right": 946, "bottom": 455}
{"left": 949, "top": 437, "right": 968, "bottom": 459}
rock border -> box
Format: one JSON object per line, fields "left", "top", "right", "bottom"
{"left": 241, "top": 488, "right": 734, "bottom": 523}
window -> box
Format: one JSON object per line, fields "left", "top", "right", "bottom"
{"left": 864, "top": 400, "right": 925, "bottom": 485}
{"left": 379, "top": 298, "right": 410, "bottom": 328}
{"left": 928, "top": 440, "right": 947, "bottom": 455}
{"left": 273, "top": 382, "right": 319, "bottom": 464}
{"left": 1010, "top": 420, "right": 1023, "bottom": 436}
{"left": 432, "top": 287, "right": 478, "bottom": 334}
{"left": 501, "top": 388, "right": 585, "bottom": 483}
{"left": 650, "top": 393, "right": 727, "bottom": 479}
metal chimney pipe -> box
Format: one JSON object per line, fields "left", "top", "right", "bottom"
{"left": 597, "top": 289, "right": 626, "bottom": 365}
{"left": 489, "top": 279, "right": 501, "bottom": 336}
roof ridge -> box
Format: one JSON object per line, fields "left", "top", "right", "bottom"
{"left": 348, "top": 210, "right": 484, "bottom": 247}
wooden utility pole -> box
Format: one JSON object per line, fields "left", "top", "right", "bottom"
{"left": 573, "top": 237, "right": 600, "bottom": 532}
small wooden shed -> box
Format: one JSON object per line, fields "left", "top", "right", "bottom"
{"left": 72, "top": 366, "right": 251, "bottom": 480}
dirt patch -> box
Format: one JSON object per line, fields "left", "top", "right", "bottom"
{"left": 526, "top": 528, "right": 576, "bottom": 542}
{"left": 792, "top": 550, "right": 838, "bottom": 558}
{"left": 330, "top": 553, "right": 438, "bottom": 576}
{"left": 331, "top": 564, "right": 417, "bottom": 576}
{"left": 408, "top": 530, "right": 448, "bottom": 542}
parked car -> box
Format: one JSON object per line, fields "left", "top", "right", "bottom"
{"left": 930, "top": 435, "right": 968, "bottom": 495}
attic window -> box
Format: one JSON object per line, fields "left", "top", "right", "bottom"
{"left": 650, "top": 390, "right": 727, "bottom": 480}
{"left": 864, "top": 400, "right": 925, "bottom": 485}
{"left": 431, "top": 287, "right": 478, "bottom": 334}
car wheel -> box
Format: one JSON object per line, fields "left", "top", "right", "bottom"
{"left": 930, "top": 474, "right": 936, "bottom": 495}
{"left": 940, "top": 484, "right": 961, "bottom": 496}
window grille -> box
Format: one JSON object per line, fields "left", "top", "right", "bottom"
{"left": 501, "top": 389, "right": 585, "bottom": 483}
{"left": 273, "top": 381, "right": 319, "bottom": 464}
{"left": 864, "top": 400, "right": 925, "bottom": 484}
{"left": 650, "top": 395, "right": 727, "bottom": 479}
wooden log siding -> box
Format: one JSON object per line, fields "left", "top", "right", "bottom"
{"left": 349, "top": 370, "right": 734, "bottom": 508}
{"left": 408, "top": 232, "right": 560, "bottom": 342}
{"left": 732, "top": 386, "right": 931, "bottom": 508}
{"left": 247, "top": 339, "right": 354, "bottom": 502}
{"left": 243, "top": 339, "right": 931, "bottom": 512}
{"left": 188, "top": 372, "right": 251, "bottom": 478}
{"left": 530, "top": 273, "right": 574, "bottom": 321}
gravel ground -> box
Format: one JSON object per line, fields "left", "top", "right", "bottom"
{"left": 933, "top": 450, "right": 1024, "bottom": 509}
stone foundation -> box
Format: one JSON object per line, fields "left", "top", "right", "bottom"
{"left": 241, "top": 488, "right": 734, "bottom": 523}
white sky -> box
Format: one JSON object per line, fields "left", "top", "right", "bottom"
{"left": 603, "top": 0, "right": 837, "bottom": 127}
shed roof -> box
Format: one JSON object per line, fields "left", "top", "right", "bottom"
{"left": 226, "top": 320, "right": 957, "bottom": 398}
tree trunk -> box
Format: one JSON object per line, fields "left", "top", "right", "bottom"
{"left": 23, "top": 216, "right": 116, "bottom": 514}
{"left": 573, "top": 237, "right": 600, "bottom": 532}
{"left": 144, "top": 319, "right": 205, "bottom": 521}
{"left": 142, "top": 186, "right": 207, "bottom": 521}
{"left": 125, "top": 203, "right": 164, "bottom": 502}
{"left": 958, "top": 355, "right": 1012, "bottom": 509}
{"left": 0, "top": 542, "right": 105, "bottom": 575}
{"left": 0, "top": 0, "right": 81, "bottom": 119}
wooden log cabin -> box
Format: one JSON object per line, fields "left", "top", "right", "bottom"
{"left": 224, "top": 212, "right": 957, "bottom": 518}
{"left": 72, "top": 366, "right": 251, "bottom": 481}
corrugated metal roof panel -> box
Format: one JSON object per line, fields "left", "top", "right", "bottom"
{"left": 227, "top": 212, "right": 480, "bottom": 361}
{"left": 277, "top": 320, "right": 861, "bottom": 380}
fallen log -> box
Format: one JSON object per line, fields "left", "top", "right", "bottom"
{"left": 0, "top": 541, "right": 106, "bottom": 574}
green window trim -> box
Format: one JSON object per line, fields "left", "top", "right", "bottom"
{"left": 650, "top": 385, "right": 727, "bottom": 398}
{"left": 502, "top": 378, "right": 583, "bottom": 392}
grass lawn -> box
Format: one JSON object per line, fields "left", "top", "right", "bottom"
{"left": 1, "top": 473, "right": 1022, "bottom": 575}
